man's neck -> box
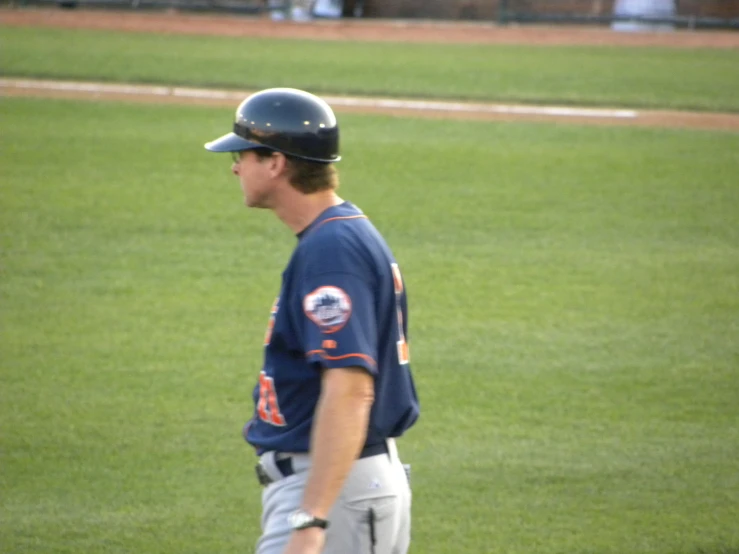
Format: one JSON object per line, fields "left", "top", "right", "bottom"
{"left": 274, "top": 190, "right": 344, "bottom": 235}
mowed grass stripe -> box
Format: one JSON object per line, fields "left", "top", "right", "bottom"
{"left": 1, "top": 26, "right": 739, "bottom": 112}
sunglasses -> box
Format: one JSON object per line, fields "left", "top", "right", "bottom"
{"left": 231, "top": 149, "right": 275, "bottom": 164}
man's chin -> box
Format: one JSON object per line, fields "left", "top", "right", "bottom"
{"left": 245, "top": 197, "right": 267, "bottom": 209}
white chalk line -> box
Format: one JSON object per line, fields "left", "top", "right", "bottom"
{"left": 0, "top": 78, "right": 638, "bottom": 119}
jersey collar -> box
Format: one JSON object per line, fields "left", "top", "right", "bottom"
{"left": 297, "top": 201, "right": 362, "bottom": 239}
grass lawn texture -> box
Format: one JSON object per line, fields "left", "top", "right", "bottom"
{"left": 1, "top": 97, "right": 738, "bottom": 553}
{"left": 1, "top": 26, "right": 739, "bottom": 112}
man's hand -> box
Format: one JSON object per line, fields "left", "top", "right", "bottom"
{"left": 281, "top": 528, "right": 326, "bottom": 554}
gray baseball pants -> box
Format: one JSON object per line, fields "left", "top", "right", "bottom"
{"left": 255, "top": 439, "right": 411, "bottom": 554}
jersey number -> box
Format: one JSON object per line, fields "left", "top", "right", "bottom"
{"left": 257, "top": 371, "right": 287, "bottom": 426}
{"left": 391, "top": 263, "right": 410, "bottom": 365}
{"left": 264, "top": 297, "right": 279, "bottom": 346}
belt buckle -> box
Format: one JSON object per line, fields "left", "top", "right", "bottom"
{"left": 255, "top": 462, "right": 273, "bottom": 486}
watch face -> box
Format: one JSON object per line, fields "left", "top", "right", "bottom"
{"left": 289, "top": 510, "right": 313, "bottom": 529}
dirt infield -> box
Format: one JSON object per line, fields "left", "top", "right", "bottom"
{"left": 2, "top": 7, "right": 739, "bottom": 131}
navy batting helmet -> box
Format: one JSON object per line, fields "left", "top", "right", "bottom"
{"left": 204, "top": 88, "right": 340, "bottom": 163}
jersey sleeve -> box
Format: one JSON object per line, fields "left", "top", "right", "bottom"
{"left": 300, "top": 271, "right": 378, "bottom": 375}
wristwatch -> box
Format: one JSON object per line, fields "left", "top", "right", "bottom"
{"left": 288, "top": 509, "right": 330, "bottom": 530}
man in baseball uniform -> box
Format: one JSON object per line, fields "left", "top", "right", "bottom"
{"left": 204, "top": 88, "right": 420, "bottom": 554}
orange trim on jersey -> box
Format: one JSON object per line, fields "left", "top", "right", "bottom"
{"left": 391, "top": 263, "right": 404, "bottom": 295}
{"left": 306, "top": 350, "right": 377, "bottom": 368}
{"left": 311, "top": 215, "right": 368, "bottom": 234}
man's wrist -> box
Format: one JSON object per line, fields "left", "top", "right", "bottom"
{"left": 288, "top": 509, "right": 330, "bottom": 530}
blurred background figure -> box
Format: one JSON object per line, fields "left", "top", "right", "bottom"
{"left": 267, "top": 0, "right": 363, "bottom": 20}
{"left": 313, "top": 0, "right": 342, "bottom": 18}
{"left": 313, "top": 0, "right": 364, "bottom": 18}
{"left": 267, "top": 0, "right": 314, "bottom": 21}
{"left": 266, "top": 0, "right": 287, "bottom": 20}
{"left": 612, "top": 0, "right": 676, "bottom": 31}
{"left": 290, "top": 0, "right": 314, "bottom": 21}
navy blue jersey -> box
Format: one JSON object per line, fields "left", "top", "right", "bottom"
{"left": 245, "top": 202, "right": 419, "bottom": 453}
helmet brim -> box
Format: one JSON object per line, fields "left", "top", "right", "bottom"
{"left": 204, "top": 132, "right": 264, "bottom": 153}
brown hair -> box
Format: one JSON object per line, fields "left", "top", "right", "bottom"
{"left": 254, "top": 148, "right": 339, "bottom": 194}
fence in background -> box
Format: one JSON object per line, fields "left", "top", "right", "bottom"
{"left": 10, "top": 0, "right": 283, "bottom": 14}
{"left": 496, "top": 0, "right": 739, "bottom": 29}
{"left": 6, "top": 0, "right": 739, "bottom": 28}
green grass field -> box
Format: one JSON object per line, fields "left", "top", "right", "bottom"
{"left": 2, "top": 18, "right": 739, "bottom": 554}
{"left": 2, "top": 26, "right": 739, "bottom": 111}
{"left": 2, "top": 95, "right": 738, "bottom": 553}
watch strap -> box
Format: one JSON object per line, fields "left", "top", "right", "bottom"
{"left": 289, "top": 509, "right": 329, "bottom": 530}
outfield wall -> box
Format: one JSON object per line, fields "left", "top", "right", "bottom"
{"left": 364, "top": 0, "right": 738, "bottom": 27}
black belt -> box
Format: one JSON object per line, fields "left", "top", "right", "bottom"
{"left": 256, "top": 442, "right": 389, "bottom": 486}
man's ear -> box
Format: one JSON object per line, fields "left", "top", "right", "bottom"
{"left": 268, "top": 152, "right": 288, "bottom": 178}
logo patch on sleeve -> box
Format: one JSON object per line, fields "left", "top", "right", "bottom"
{"left": 303, "top": 286, "right": 352, "bottom": 333}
